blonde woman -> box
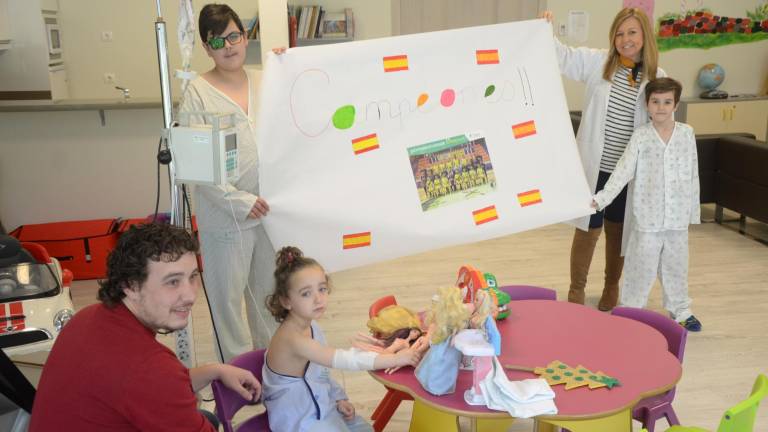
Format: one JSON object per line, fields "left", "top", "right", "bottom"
{"left": 543, "top": 8, "right": 665, "bottom": 311}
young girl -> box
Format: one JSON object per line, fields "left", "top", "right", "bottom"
{"left": 593, "top": 77, "right": 702, "bottom": 331}
{"left": 262, "top": 247, "right": 425, "bottom": 432}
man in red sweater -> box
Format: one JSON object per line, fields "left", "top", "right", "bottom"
{"left": 30, "top": 223, "right": 261, "bottom": 431}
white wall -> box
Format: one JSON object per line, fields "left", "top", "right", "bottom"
{"left": 547, "top": 0, "right": 768, "bottom": 110}
{"left": 0, "top": 109, "right": 171, "bottom": 229}
{"left": 56, "top": 0, "right": 240, "bottom": 100}
{"left": 0, "top": 0, "right": 51, "bottom": 92}
{"left": 11, "top": 0, "right": 767, "bottom": 104}
{"left": 56, "top": 0, "right": 390, "bottom": 100}
{"left": 392, "top": 0, "right": 540, "bottom": 35}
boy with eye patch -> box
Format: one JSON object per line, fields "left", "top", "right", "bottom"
{"left": 179, "top": 3, "right": 285, "bottom": 362}
{"left": 592, "top": 77, "right": 703, "bottom": 332}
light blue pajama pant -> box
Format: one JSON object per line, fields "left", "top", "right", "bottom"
{"left": 619, "top": 229, "right": 693, "bottom": 322}
{"left": 198, "top": 223, "right": 277, "bottom": 362}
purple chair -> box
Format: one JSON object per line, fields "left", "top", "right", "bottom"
{"left": 212, "top": 349, "right": 270, "bottom": 432}
{"left": 501, "top": 285, "right": 557, "bottom": 301}
{"left": 611, "top": 307, "right": 688, "bottom": 432}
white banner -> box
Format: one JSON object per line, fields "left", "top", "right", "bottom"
{"left": 257, "top": 19, "right": 593, "bottom": 273}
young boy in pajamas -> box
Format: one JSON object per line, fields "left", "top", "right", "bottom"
{"left": 592, "top": 77, "right": 702, "bottom": 331}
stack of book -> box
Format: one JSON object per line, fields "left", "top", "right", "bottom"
{"left": 245, "top": 15, "right": 259, "bottom": 40}
{"left": 288, "top": 5, "right": 354, "bottom": 46}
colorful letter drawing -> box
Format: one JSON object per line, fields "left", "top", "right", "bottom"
{"left": 257, "top": 19, "right": 594, "bottom": 272}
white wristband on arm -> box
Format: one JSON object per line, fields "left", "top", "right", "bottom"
{"left": 331, "top": 348, "right": 378, "bottom": 371}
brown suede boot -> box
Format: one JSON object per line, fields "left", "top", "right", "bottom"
{"left": 568, "top": 227, "right": 601, "bottom": 304}
{"left": 599, "top": 220, "right": 625, "bottom": 311}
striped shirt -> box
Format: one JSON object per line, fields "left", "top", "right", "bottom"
{"left": 600, "top": 66, "right": 642, "bottom": 172}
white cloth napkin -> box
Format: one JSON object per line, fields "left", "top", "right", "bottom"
{"left": 479, "top": 357, "right": 558, "bottom": 418}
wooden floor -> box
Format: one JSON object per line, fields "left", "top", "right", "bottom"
{"left": 70, "top": 206, "right": 768, "bottom": 431}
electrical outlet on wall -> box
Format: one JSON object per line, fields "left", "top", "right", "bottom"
{"left": 176, "top": 331, "right": 190, "bottom": 362}
{"left": 103, "top": 73, "right": 116, "bottom": 84}
{"left": 175, "top": 328, "right": 193, "bottom": 367}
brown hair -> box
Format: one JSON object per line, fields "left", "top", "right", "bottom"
{"left": 98, "top": 223, "right": 199, "bottom": 308}
{"left": 198, "top": 3, "right": 245, "bottom": 43}
{"left": 266, "top": 246, "right": 327, "bottom": 322}
{"left": 645, "top": 77, "right": 682, "bottom": 104}
{"left": 384, "top": 327, "right": 423, "bottom": 347}
{"left": 603, "top": 8, "right": 659, "bottom": 83}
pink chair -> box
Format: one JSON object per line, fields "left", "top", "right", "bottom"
{"left": 211, "top": 349, "right": 270, "bottom": 432}
{"left": 611, "top": 307, "right": 688, "bottom": 432}
{"left": 500, "top": 285, "right": 557, "bottom": 301}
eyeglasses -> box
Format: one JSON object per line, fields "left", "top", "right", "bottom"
{"left": 207, "top": 31, "right": 244, "bottom": 50}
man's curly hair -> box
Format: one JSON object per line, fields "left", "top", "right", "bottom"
{"left": 98, "top": 223, "right": 199, "bottom": 308}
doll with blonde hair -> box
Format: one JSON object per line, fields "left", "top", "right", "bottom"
{"left": 353, "top": 305, "right": 425, "bottom": 358}
{"left": 428, "top": 286, "right": 471, "bottom": 345}
{"left": 414, "top": 286, "right": 470, "bottom": 395}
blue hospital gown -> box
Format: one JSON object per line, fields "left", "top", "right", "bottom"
{"left": 262, "top": 321, "right": 373, "bottom": 432}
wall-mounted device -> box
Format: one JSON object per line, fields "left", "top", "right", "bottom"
{"left": 169, "top": 112, "right": 239, "bottom": 186}
{"left": 45, "top": 23, "right": 62, "bottom": 55}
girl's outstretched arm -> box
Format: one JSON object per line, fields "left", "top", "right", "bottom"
{"left": 290, "top": 335, "right": 422, "bottom": 371}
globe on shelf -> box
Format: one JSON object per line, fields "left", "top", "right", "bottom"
{"left": 697, "top": 63, "right": 728, "bottom": 99}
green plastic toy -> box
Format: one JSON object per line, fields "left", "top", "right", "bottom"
{"left": 484, "top": 272, "right": 510, "bottom": 319}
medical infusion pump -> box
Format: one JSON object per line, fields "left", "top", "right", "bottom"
{"left": 169, "top": 112, "right": 239, "bottom": 186}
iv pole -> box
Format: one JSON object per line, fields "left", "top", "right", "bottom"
{"left": 153, "top": 0, "right": 196, "bottom": 368}
{"left": 154, "top": 0, "right": 178, "bottom": 225}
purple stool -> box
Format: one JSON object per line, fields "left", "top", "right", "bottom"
{"left": 611, "top": 307, "right": 687, "bottom": 432}
{"left": 212, "top": 349, "right": 270, "bottom": 432}
{"left": 500, "top": 285, "right": 557, "bottom": 301}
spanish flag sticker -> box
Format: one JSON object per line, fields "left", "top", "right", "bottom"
{"left": 512, "top": 120, "right": 537, "bottom": 139}
{"left": 383, "top": 55, "right": 409, "bottom": 72}
{"left": 343, "top": 232, "right": 372, "bottom": 249}
{"left": 472, "top": 205, "right": 499, "bottom": 226}
{"left": 517, "top": 189, "right": 543, "bottom": 207}
{"left": 351, "top": 133, "right": 380, "bottom": 155}
{"left": 476, "top": 49, "right": 500, "bottom": 65}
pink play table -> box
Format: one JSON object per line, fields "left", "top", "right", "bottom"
{"left": 371, "top": 300, "right": 682, "bottom": 431}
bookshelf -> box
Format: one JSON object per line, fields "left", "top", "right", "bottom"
{"left": 244, "top": 3, "right": 354, "bottom": 65}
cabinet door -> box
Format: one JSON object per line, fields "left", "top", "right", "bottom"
{"left": 728, "top": 100, "right": 768, "bottom": 141}
{"left": 40, "top": 0, "right": 59, "bottom": 12}
{"left": 0, "top": 0, "right": 10, "bottom": 42}
{"left": 394, "top": 0, "right": 538, "bottom": 35}
{"left": 49, "top": 67, "right": 69, "bottom": 100}
{"left": 683, "top": 103, "right": 729, "bottom": 135}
